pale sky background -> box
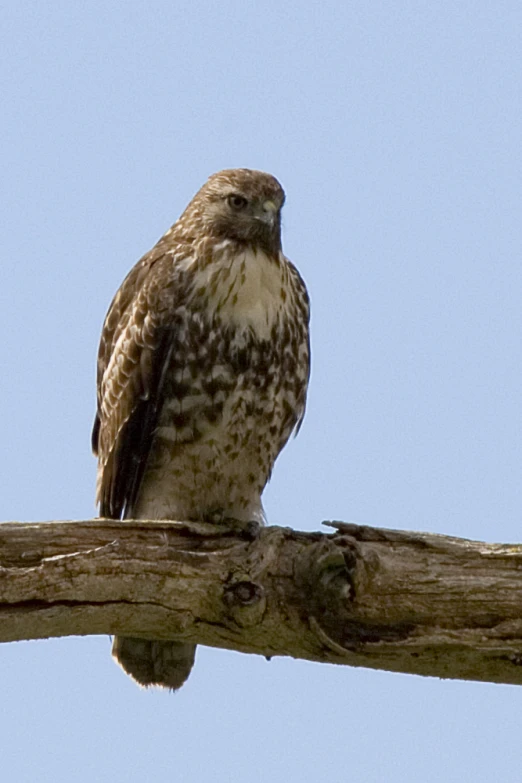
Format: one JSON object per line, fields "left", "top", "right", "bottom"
{"left": 2, "top": 2, "right": 522, "bottom": 781}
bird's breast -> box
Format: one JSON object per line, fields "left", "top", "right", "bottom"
{"left": 199, "top": 246, "right": 290, "bottom": 340}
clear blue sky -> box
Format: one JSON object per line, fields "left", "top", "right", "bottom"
{"left": 2, "top": 2, "right": 522, "bottom": 781}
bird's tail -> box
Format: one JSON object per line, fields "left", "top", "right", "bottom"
{"left": 112, "top": 636, "right": 196, "bottom": 690}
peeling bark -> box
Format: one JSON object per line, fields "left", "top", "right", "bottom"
{"left": 1, "top": 518, "right": 522, "bottom": 685}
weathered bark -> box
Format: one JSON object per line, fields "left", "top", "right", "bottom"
{"left": 1, "top": 518, "right": 522, "bottom": 685}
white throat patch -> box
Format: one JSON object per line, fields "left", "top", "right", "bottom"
{"left": 206, "top": 245, "right": 288, "bottom": 339}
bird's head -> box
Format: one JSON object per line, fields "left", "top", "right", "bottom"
{"left": 180, "top": 168, "right": 285, "bottom": 256}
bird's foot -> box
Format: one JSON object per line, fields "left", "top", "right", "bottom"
{"left": 203, "top": 510, "right": 261, "bottom": 540}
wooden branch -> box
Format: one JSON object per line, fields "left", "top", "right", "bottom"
{"left": 1, "top": 518, "right": 522, "bottom": 685}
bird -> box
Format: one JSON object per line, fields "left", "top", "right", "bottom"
{"left": 92, "top": 168, "right": 310, "bottom": 689}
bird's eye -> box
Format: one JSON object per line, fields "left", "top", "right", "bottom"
{"left": 227, "top": 194, "right": 249, "bottom": 211}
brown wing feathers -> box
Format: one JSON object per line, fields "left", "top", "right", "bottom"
{"left": 93, "top": 255, "right": 172, "bottom": 519}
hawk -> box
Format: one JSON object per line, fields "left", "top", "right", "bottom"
{"left": 92, "top": 168, "right": 310, "bottom": 689}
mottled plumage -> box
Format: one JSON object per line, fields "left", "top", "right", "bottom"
{"left": 93, "top": 168, "right": 310, "bottom": 688}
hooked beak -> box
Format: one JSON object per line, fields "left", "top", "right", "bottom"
{"left": 255, "top": 199, "right": 279, "bottom": 226}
